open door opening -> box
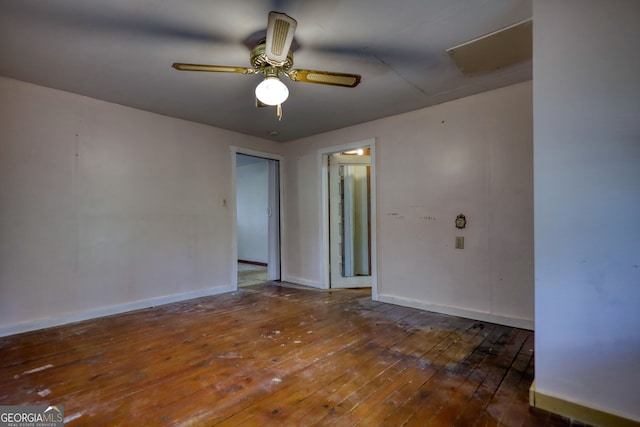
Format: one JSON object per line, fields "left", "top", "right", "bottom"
{"left": 235, "top": 153, "right": 280, "bottom": 287}
{"left": 327, "top": 147, "right": 372, "bottom": 289}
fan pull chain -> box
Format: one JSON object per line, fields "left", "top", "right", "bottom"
{"left": 277, "top": 103, "right": 283, "bottom": 121}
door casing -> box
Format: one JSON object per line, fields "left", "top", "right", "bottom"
{"left": 319, "top": 138, "right": 378, "bottom": 298}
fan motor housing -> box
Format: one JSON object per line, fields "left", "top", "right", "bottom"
{"left": 251, "top": 43, "right": 294, "bottom": 71}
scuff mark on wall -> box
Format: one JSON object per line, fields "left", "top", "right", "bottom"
{"left": 386, "top": 212, "right": 405, "bottom": 219}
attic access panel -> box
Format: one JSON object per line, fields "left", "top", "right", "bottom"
{"left": 447, "top": 19, "right": 532, "bottom": 75}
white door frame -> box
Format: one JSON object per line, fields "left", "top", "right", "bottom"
{"left": 319, "top": 138, "right": 378, "bottom": 299}
{"left": 230, "top": 146, "right": 284, "bottom": 290}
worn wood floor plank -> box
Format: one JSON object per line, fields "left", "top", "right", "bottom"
{"left": 323, "top": 321, "right": 480, "bottom": 426}
{"left": 223, "top": 310, "right": 444, "bottom": 427}
{"left": 215, "top": 313, "right": 425, "bottom": 426}
{"left": 373, "top": 323, "right": 504, "bottom": 427}
{"left": 290, "top": 312, "right": 466, "bottom": 427}
{"left": 0, "top": 283, "right": 573, "bottom": 426}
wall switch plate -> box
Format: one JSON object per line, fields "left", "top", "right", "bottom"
{"left": 455, "top": 236, "right": 464, "bottom": 249}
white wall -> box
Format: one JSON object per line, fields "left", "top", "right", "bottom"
{"left": 533, "top": 1, "right": 640, "bottom": 421}
{"left": 283, "top": 81, "right": 534, "bottom": 328}
{"left": 0, "top": 76, "right": 535, "bottom": 337}
{"left": 0, "top": 76, "right": 282, "bottom": 336}
{"left": 236, "top": 155, "right": 269, "bottom": 264}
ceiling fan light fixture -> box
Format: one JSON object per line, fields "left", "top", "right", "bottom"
{"left": 255, "top": 76, "right": 289, "bottom": 106}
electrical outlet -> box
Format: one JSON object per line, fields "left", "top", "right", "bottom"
{"left": 455, "top": 236, "right": 464, "bottom": 249}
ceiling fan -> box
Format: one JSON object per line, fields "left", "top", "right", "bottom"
{"left": 172, "top": 11, "right": 362, "bottom": 119}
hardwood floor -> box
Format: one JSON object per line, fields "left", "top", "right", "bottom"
{"left": 0, "top": 283, "right": 573, "bottom": 426}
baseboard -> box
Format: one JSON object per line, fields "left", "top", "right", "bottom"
{"left": 238, "top": 260, "right": 268, "bottom": 267}
{"left": 0, "top": 285, "right": 234, "bottom": 338}
{"left": 281, "top": 276, "right": 325, "bottom": 290}
{"left": 377, "top": 294, "right": 534, "bottom": 330}
{"left": 529, "top": 380, "right": 640, "bottom": 427}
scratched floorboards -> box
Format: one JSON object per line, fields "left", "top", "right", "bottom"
{"left": 0, "top": 282, "right": 575, "bottom": 426}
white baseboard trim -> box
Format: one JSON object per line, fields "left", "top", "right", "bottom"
{"left": 530, "top": 380, "right": 640, "bottom": 426}
{"left": 0, "top": 285, "right": 234, "bottom": 338}
{"left": 281, "top": 276, "right": 325, "bottom": 290}
{"left": 377, "top": 294, "right": 534, "bottom": 330}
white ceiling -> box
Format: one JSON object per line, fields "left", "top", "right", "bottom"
{"left": 0, "top": 0, "right": 532, "bottom": 142}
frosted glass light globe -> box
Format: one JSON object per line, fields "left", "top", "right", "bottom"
{"left": 255, "top": 77, "right": 289, "bottom": 106}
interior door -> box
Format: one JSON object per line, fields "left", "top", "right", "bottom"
{"left": 329, "top": 153, "right": 371, "bottom": 288}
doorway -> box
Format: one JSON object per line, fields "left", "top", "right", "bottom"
{"left": 234, "top": 150, "right": 281, "bottom": 288}
{"left": 320, "top": 139, "right": 377, "bottom": 294}
{"left": 329, "top": 152, "right": 371, "bottom": 288}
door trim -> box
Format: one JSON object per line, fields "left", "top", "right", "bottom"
{"left": 318, "top": 138, "right": 378, "bottom": 299}
{"left": 230, "top": 146, "right": 284, "bottom": 290}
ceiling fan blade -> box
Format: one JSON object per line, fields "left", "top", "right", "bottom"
{"left": 265, "top": 11, "right": 297, "bottom": 64}
{"left": 172, "top": 63, "right": 255, "bottom": 74}
{"left": 287, "top": 69, "right": 361, "bottom": 88}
